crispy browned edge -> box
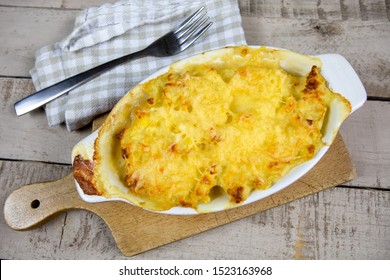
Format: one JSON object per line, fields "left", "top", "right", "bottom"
{"left": 73, "top": 155, "right": 99, "bottom": 195}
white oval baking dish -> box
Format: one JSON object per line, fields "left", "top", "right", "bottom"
{"left": 71, "top": 46, "right": 367, "bottom": 215}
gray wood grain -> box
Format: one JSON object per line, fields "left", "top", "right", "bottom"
{"left": 0, "top": 78, "right": 90, "bottom": 164}
{"left": 0, "top": 0, "right": 63, "bottom": 8}
{"left": 4, "top": 0, "right": 390, "bottom": 21}
{"left": 0, "top": 7, "right": 78, "bottom": 77}
{"left": 239, "top": 0, "right": 390, "bottom": 21}
{"left": 340, "top": 101, "right": 390, "bottom": 190}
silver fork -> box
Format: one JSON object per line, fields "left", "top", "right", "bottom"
{"left": 14, "top": 7, "right": 212, "bottom": 116}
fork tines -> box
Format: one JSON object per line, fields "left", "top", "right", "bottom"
{"left": 174, "top": 7, "right": 213, "bottom": 49}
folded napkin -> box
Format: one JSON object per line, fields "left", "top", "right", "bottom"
{"left": 30, "top": 0, "right": 247, "bottom": 131}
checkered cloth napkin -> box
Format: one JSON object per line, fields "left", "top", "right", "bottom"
{"left": 30, "top": 0, "right": 247, "bottom": 131}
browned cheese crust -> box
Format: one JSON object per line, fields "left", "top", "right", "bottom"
{"left": 73, "top": 155, "right": 99, "bottom": 195}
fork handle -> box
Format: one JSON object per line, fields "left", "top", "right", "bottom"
{"left": 14, "top": 48, "right": 149, "bottom": 116}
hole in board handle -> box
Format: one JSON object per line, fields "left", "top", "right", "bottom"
{"left": 31, "top": 199, "right": 40, "bottom": 209}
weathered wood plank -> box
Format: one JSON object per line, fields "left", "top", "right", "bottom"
{"left": 61, "top": 0, "right": 116, "bottom": 10}
{"left": 0, "top": 6, "right": 78, "bottom": 77}
{"left": 3, "top": 0, "right": 389, "bottom": 21}
{"left": 0, "top": 78, "right": 90, "bottom": 164}
{"left": 1, "top": 160, "right": 389, "bottom": 259}
{"left": 0, "top": 0, "right": 63, "bottom": 8}
{"left": 240, "top": 0, "right": 324, "bottom": 19}
{"left": 238, "top": 0, "right": 390, "bottom": 21}
{"left": 0, "top": 0, "right": 116, "bottom": 10}
{"left": 358, "top": 0, "right": 390, "bottom": 21}
{"left": 340, "top": 101, "right": 390, "bottom": 189}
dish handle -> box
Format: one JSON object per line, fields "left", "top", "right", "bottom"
{"left": 316, "top": 53, "right": 367, "bottom": 113}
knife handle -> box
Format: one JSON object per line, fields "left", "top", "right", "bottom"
{"left": 14, "top": 49, "right": 147, "bottom": 116}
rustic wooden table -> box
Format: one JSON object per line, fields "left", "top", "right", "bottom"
{"left": 0, "top": 0, "right": 389, "bottom": 259}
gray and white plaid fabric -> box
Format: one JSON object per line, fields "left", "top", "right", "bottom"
{"left": 30, "top": 0, "right": 247, "bottom": 131}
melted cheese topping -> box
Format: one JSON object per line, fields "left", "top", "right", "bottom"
{"left": 90, "top": 46, "right": 351, "bottom": 211}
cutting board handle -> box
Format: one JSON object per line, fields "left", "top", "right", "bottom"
{"left": 4, "top": 173, "right": 84, "bottom": 230}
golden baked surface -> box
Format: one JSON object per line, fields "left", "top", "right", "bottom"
{"left": 73, "top": 46, "right": 351, "bottom": 211}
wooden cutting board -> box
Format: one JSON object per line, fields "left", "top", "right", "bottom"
{"left": 4, "top": 131, "right": 355, "bottom": 257}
